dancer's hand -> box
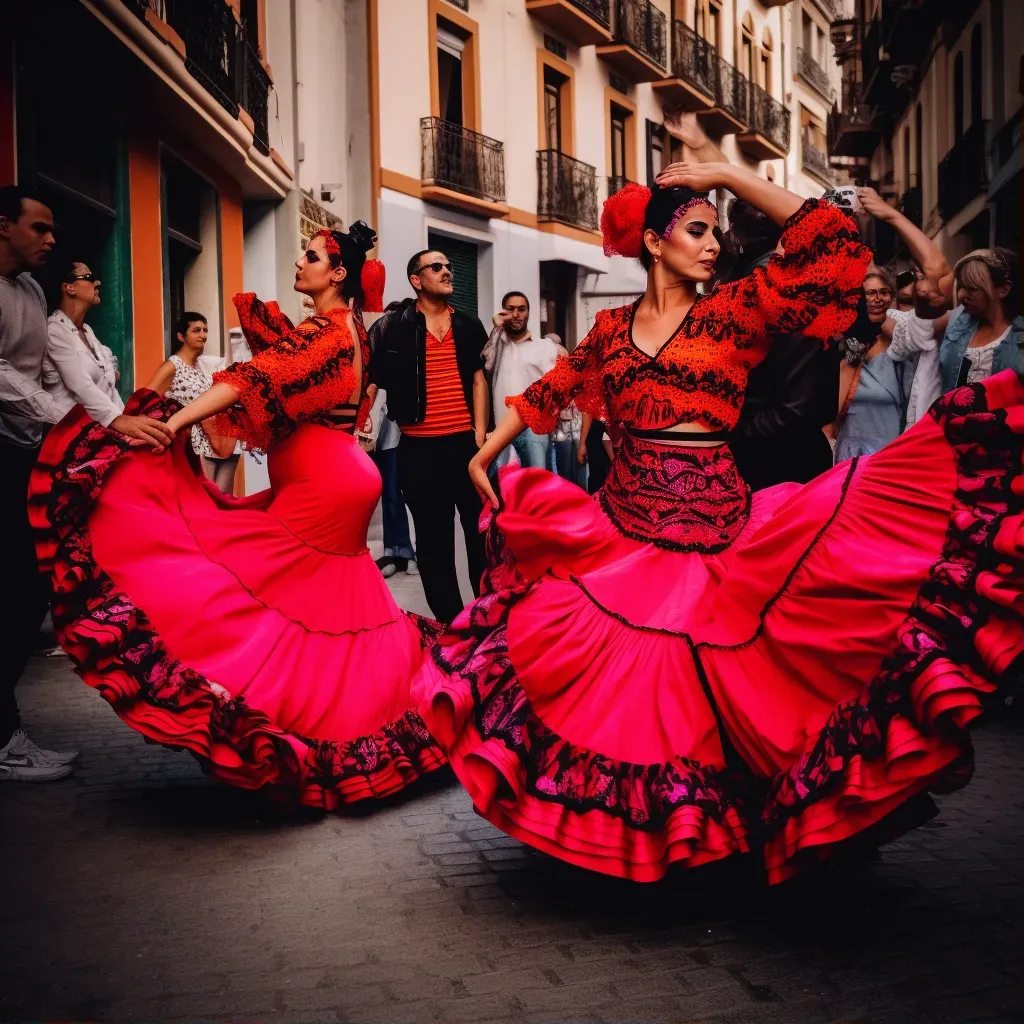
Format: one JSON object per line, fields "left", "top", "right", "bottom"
{"left": 655, "top": 161, "right": 732, "bottom": 192}
{"left": 664, "top": 111, "right": 708, "bottom": 150}
{"left": 469, "top": 454, "right": 498, "bottom": 509}
{"left": 112, "top": 414, "right": 174, "bottom": 451}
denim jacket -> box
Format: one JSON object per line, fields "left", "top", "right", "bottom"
{"left": 938, "top": 305, "right": 1024, "bottom": 393}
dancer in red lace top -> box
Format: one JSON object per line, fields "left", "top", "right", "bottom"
{"left": 422, "top": 161, "right": 1024, "bottom": 883}
{"left": 29, "top": 222, "right": 446, "bottom": 808}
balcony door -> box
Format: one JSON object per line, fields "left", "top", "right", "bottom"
{"left": 610, "top": 105, "right": 628, "bottom": 180}
{"left": 544, "top": 65, "right": 565, "bottom": 153}
{"left": 437, "top": 26, "right": 465, "bottom": 126}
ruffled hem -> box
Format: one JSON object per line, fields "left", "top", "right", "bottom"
{"left": 422, "top": 577, "right": 751, "bottom": 882}
{"left": 29, "top": 392, "right": 448, "bottom": 808}
{"left": 759, "top": 371, "right": 1024, "bottom": 879}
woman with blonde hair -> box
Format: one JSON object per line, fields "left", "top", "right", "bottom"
{"left": 937, "top": 248, "right": 1022, "bottom": 391}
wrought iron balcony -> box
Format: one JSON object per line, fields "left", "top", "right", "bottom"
{"left": 828, "top": 107, "right": 881, "bottom": 160}
{"left": 121, "top": 0, "right": 272, "bottom": 152}
{"left": 537, "top": 150, "right": 599, "bottom": 231}
{"left": 699, "top": 52, "right": 749, "bottom": 135}
{"left": 938, "top": 120, "right": 989, "bottom": 221}
{"left": 607, "top": 175, "right": 635, "bottom": 198}
{"left": 652, "top": 20, "right": 716, "bottom": 110}
{"left": 900, "top": 183, "right": 922, "bottom": 227}
{"left": 796, "top": 47, "right": 834, "bottom": 102}
{"left": 596, "top": 0, "right": 666, "bottom": 81}
{"left": 421, "top": 117, "right": 507, "bottom": 210}
{"left": 524, "top": 0, "right": 612, "bottom": 47}
{"left": 801, "top": 134, "right": 833, "bottom": 184}
{"left": 738, "top": 82, "right": 790, "bottom": 159}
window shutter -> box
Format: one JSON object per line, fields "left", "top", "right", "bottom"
{"left": 429, "top": 231, "right": 479, "bottom": 318}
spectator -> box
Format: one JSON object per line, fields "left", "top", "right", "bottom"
{"left": 43, "top": 260, "right": 124, "bottom": 426}
{"left": 938, "top": 249, "right": 1022, "bottom": 391}
{"left": 542, "top": 332, "right": 588, "bottom": 490}
{"left": 146, "top": 312, "right": 239, "bottom": 493}
{"left": 856, "top": 186, "right": 953, "bottom": 431}
{"left": 369, "top": 388, "right": 417, "bottom": 578}
{"left": 482, "top": 291, "right": 562, "bottom": 470}
{"left": 368, "top": 249, "right": 489, "bottom": 623}
{"left": 834, "top": 264, "right": 913, "bottom": 462}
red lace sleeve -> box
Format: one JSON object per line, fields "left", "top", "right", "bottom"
{"left": 213, "top": 308, "right": 358, "bottom": 449}
{"left": 507, "top": 314, "right": 607, "bottom": 433}
{"left": 233, "top": 293, "right": 296, "bottom": 355}
{"left": 715, "top": 199, "right": 871, "bottom": 344}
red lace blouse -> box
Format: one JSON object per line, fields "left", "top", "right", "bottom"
{"left": 510, "top": 199, "right": 871, "bottom": 434}
{"left": 213, "top": 293, "right": 371, "bottom": 450}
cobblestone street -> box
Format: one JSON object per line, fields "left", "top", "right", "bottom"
{"left": 3, "top": 521, "right": 1024, "bottom": 1024}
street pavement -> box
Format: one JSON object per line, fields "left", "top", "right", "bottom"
{"left": 2, "top": 510, "right": 1024, "bottom": 1024}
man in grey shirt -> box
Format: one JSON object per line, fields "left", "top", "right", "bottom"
{"left": 0, "top": 186, "right": 171, "bottom": 781}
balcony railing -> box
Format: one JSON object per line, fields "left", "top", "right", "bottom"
{"left": 615, "top": 0, "right": 667, "bottom": 70}
{"left": 421, "top": 117, "right": 506, "bottom": 204}
{"left": 607, "top": 175, "right": 635, "bottom": 197}
{"left": 669, "top": 20, "right": 717, "bottom": 99}
{"left": 746, "top": 82, "right": 790, "bottom": 154}
{"left": 122, "top": 0, "right": 272, "bottom": 152}
{"left": 567, "top": 0, "right": 611, "bottom": 27}
{"left": 802, "top": 135, "right": 833, "bottom": 183}
{"left": 712, "top": 52, "right": 749, "bottom": 127}
{"left": 538, "top": 151, "right": 599, "bottom": 231}
{"left": 797, "top": 47, "right": 834, "bottom": 102}
{"left": 938, "top": 120, "right": 989, "bottom": 221}
{"left": 900, "top": 183, "right": 923, "bottom": 227}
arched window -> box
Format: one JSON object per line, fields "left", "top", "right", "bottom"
{"left": 760, "top": 28, "right": 773, "bottom": 90}
{"left": 740, "top": 13, "right": 756, "bottom": 85}
{"left": 970, "top": 23, "right": 983, "bottom": 127}
{"left": 953, "top": 51, "right": 964, "bottom": 138}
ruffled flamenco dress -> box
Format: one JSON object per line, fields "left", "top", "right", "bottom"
{"left": 29, "top": 293, "right": 446, "bottom": 808}
{"left": 419, "top": 198, "right": 1024, "bottom": 882}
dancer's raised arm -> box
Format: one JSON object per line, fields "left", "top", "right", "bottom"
{"left": 656, "top": 161, "right": 802, "bottom": 226}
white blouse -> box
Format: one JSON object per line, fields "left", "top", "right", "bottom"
{"left": 43, "top": 311, "right": 124, "bottom": 426}
{"left": 167, "top": 354, "right": 216, "bottom": 458}
{"left": 963, "top": 328, "right": 1012, "bottom": 384}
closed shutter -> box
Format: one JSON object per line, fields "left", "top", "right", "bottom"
{"left": 428, "top": 231, "right": 478, "bottom": 318}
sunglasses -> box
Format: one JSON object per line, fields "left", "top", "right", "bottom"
{"left": 67, "top": 273, "right": 98, "bottom": 283}
{"left": 416, "top": 262, "right": 451, "bottom": 275}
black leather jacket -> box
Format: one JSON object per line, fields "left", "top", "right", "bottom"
{"left": 731, "top": 252, "right": 838, "bottom": 490}
{"left": 368, "top": 299, "right": 487, "bottom": 427}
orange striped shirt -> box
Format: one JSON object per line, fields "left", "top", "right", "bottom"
{"left": 401, "top": 323, "right": 473, "bottom": 437}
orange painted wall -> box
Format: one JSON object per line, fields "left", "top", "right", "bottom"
{"left": 218, "top": 179, "right": 244, "bottom": 332}
{"left": 127, "top": 134, "right": 165, "bottom": 387}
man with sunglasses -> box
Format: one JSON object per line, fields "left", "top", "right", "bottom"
{"left": 368, "top": 248, "right": 489, "bottom": 622}
{"left": 0, "top": 187, "right": 173, "bottom": 783}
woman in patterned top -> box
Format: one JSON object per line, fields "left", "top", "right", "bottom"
{"left": 29, "top": 221, "right": 447, "bottom": 809}
{"left": 421, "top": 161, "right": 1024, "bottom": 884}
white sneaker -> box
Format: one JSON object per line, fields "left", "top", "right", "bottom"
{"left": 0, "top": 742, "right": 74, "bottom": 781}
{"left": 405, "top": 559, "right": 419, "bottom": 576}
{"left": 1, "top": 728, "right": 79, "bottom": 766}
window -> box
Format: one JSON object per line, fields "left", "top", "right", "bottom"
{"left": 802, "top": 11, "right": 813, "bottom": 53}
{"left": 610, "top": 106, "right": 628, "bottom": 178}
{"left": 646, "top": 120, "right": 665, "bottom": 186}
{"left": 953, "top": 50, "right": 964, "bottom": 138}
{"left": 902, "top": 127, "right": 911, "bottom": 188}
{"left": 970, "top": 23, "right": 983, "bottom": 127}
{"left": 740, "top": 15, "right": 756, "bottom": 84}
{"left": 543, "top": 65, "right": 569, "bottom": 152}
{"left": 696, "top": 1, "right": 721, "bottom": 51}
{"left": 437, "top": 24, "right": 465, "bottom": 125}
{"left": 914, "top": 103, "right": 923, "bottom": 183}
{"left": 761, "top": 29, "right": 773, "bottom": 90}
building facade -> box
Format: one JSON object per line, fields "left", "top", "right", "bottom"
{"left": 366, "top": 0, "right": 823, "bottom": 343}
{"left": 829, "top": 0, "right": 1022, "bottom": 265}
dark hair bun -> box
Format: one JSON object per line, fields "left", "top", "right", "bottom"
{"left": 348, "top": 220, "right": 376, "bottom": 253}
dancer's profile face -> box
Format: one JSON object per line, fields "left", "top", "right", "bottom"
{"left": 646, "top": 205, "right": 720, "bottom": 283}
{"left": 295, "top": 235, "right": 346, "bottom": 298}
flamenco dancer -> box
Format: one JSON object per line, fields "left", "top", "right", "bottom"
{"left": 29, "top": 221, "right": 447, "bottom": 808}
{"left": 422, "top": 162, "right": 1024, "bottom": 883}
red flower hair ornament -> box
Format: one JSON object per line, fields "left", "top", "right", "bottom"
{"left": 601, "top": 182, "right": 651, "bottom": 258}
{"left": 602, "top": 183, "right": 717, "bottom": 259}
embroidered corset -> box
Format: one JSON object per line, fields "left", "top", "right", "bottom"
{"left": 214, "top": 293, "right": 371, "bottom": 449}
{"left": 509, "top": 200, "right": 871, "bottom": 434}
